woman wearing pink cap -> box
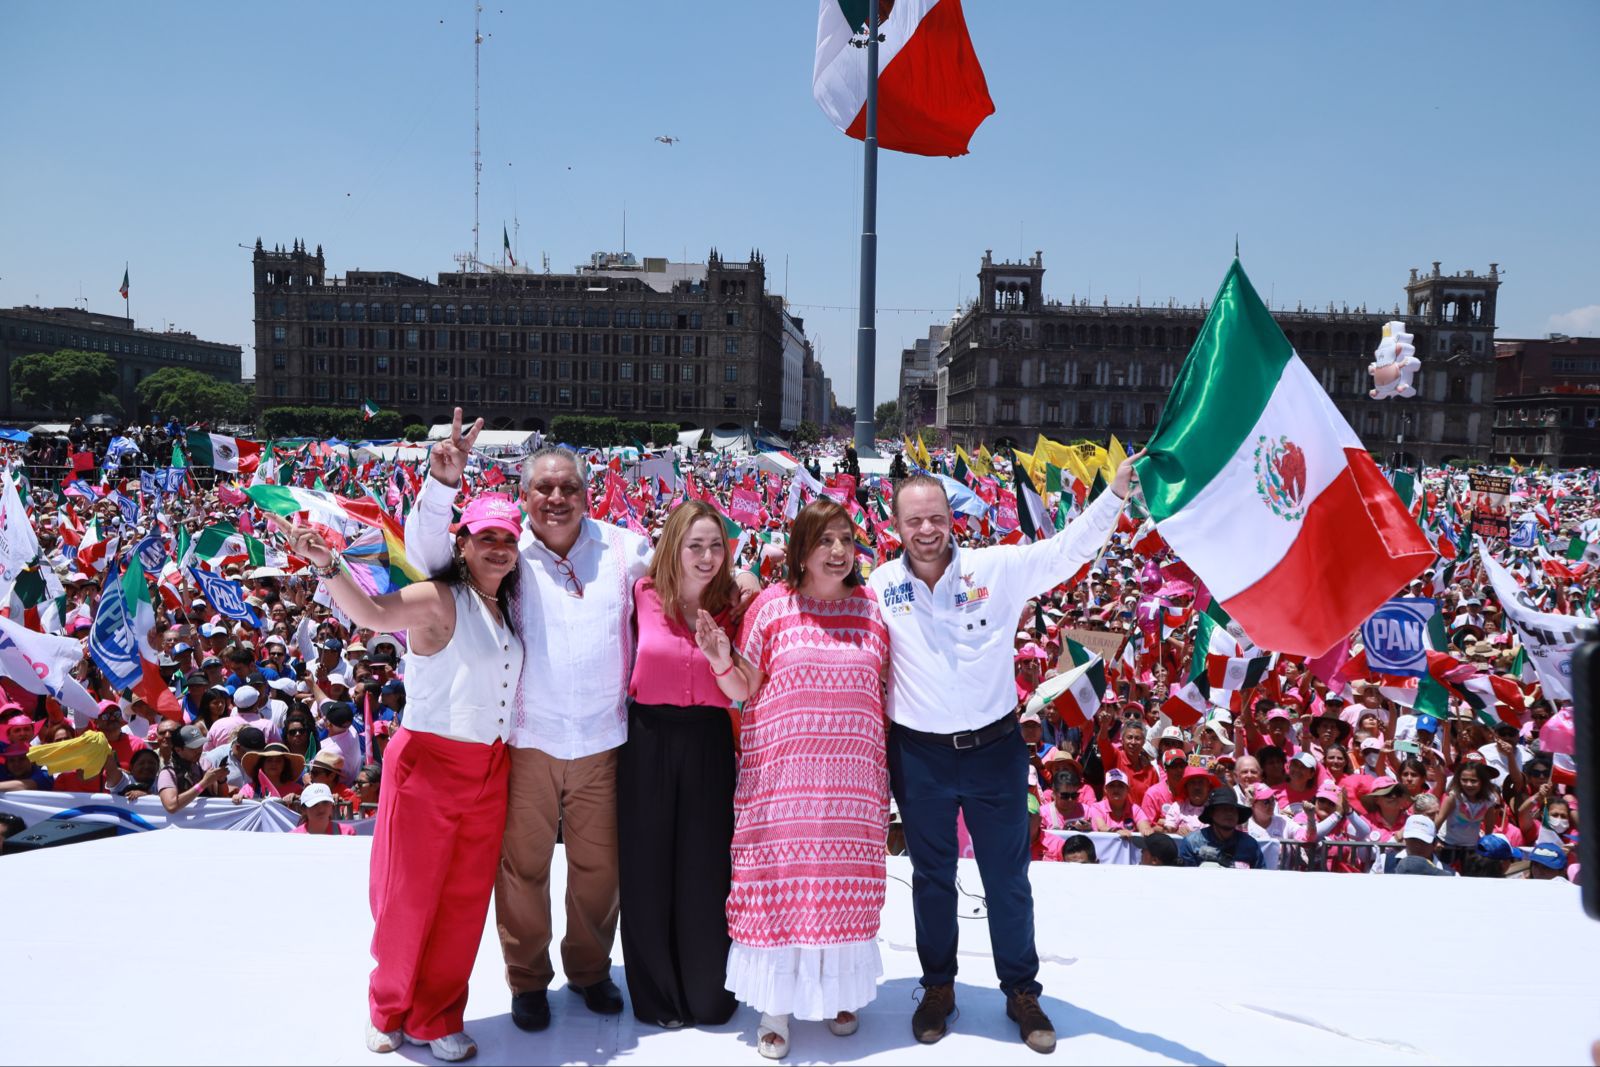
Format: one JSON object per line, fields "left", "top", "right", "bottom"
{"left": 271, "top": 492, "right": 524, "bottom": 1063}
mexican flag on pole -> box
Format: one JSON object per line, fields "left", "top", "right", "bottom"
{"left": 360, "top": 399, "right": 380, "bottom": 421}
{"left": 812, "top": 0, "right": 994, "bottom": 157}
{"left": 187, "top": 431, "right": 261, "bottom": 474}
{"left": 1134, "top": 259, "right": 1434, "bottom": 656}
{"left": 189, "top": 523, "right": 265, "bottom": 568}
{"left": 1025, "top": 637, "right": 1105, "bottom": 728}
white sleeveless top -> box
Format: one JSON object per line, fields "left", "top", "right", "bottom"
{"left": 400, "top": 583, "right": 523, "bottom": 745}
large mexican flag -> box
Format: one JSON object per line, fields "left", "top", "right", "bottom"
{"left": 187, "top": 431, "right": 261, "bottom": 474}
{"left": 812, "top": 0, "right": 994, "bottom": 157}
{"left": 1134, "top": 260, "right": 1434, "bottom": 656}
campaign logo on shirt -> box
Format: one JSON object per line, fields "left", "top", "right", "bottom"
{"left": 955, "top": 585, "right": 990, "bottom": 608}
{"left": 881, "top": 580, "right": 916, "bottom": 615}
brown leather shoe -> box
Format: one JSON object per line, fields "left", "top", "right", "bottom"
{"left": 912, "top": 983, "right": 955, "bottom": 1044}
{"left": 1005, "top": 990, "right": 1057, "bottom": 1054}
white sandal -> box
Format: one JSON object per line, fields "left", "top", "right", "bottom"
{"left": 828, "top": 1011, "right": 859, "bottom": 1037}
{"left": 757, "top": 1013, "right": 790, "bottom": 1059}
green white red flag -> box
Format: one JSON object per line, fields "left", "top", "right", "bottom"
{"left": 1134, "top": 259, "right": 1434, "bottom": 656}
{"left": 187, "top": 431, "right": 261, "bottom": 474}
{"left": 812, "top": 0, "right": 994, "bottom": 157}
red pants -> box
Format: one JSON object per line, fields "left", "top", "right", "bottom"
{"left": 369, "top": 728, "right": 509, "bottom": 1039}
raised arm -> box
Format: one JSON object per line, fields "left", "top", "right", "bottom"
{"left": 1004, "top": 458, "right": 1136, "bottom": 596}
{"left": 268, "top": 514, "right": 452, "bottom": 646}
{"left": 405, "top": 407, "right": 482, "bottom": 577}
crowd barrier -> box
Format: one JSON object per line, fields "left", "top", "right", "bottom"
{"left": 1049, "top": 830, "right": 1406, "bottom": 871}
{"left": 0, "top": 790, "right": 374, "bottom": 836}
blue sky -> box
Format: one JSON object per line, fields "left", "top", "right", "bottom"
{"left": 2, "top": 1, "right": 1596, "bottom": 407}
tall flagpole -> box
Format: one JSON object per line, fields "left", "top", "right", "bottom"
{"left": 852, "top": 1, "right": 880, "bottom": 458}
{"left": 124, "top": 261, "right": 130, "bottom": 326}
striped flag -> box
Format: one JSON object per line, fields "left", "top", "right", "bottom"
{"left": 1135, "top": 259, "right": 1433, "bottom": 655}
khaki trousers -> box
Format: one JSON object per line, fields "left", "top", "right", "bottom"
{"left": 496, "top": 745, "right": 620, "bottom": 994}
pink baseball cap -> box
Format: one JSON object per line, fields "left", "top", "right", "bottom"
{"left": 456, "top": 495, "right": 522, "bottom": 538}
{"left": 1251, "top": 784, "right": 1277, "bottom": 803}
{"left": 1315, "top": 781, "right": 1342, "bottom": 804}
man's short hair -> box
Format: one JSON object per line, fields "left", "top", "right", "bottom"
{"left": 520, "top": 446, "right": 583, "bottom": 492}
{"left": 890, "top": 473, "right": 949, "bottom": 518}
{"left": 1058, "top": 834, "right": 1098, "bottom": 863}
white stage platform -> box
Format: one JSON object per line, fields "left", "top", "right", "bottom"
{"left": 8, "top": 830, "right": 1599, "bottom": 1065}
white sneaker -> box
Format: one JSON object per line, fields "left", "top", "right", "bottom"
{"left": 404, "top": 1030, "right": 478, "bottom": 1062}
{"left": 366, "top": 1023, "right": 402, "bottom": 1053}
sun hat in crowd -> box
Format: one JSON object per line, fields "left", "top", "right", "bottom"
{"left": 308, "top": 749, "right": 345, "bottom": 775}
{"left": 1250, "top": 784, "right": 1277, "bottom": 804}
{"left": 1181, "top": 765, "right": 1220, "bottom": 790}
{"left": 1358, "top": 736, "right": 1383, "bottom": 753}
{"left": 175, "top": 724, "right": 208, "bottom": 751}
{"left": 454, "top": 494, "right": 523, "bottom": 538}
{"left": 1198, "top": 787, "right": 1250, "bottom": 825}
{"left": 1402, "top": 814, "right": 1437, "bottom": 843}
{"left": 1265, "top": 708, "right": 1292, "bottom": 724}
{"left": 1104, "top": 769, "right": 1130, "bottom": 788}
{"left": 1358, "top": 777, "right": 1407, "bottom": 813}
{"left": 300, "top": 783, "right": 336, "bottom": 809}
{"left": 1018, "top": 709, "right": 1042, "bottom": 725}
{"left": 241, "top": 742, "right": 305, "bottom": 781}
{"left": 1291, "top": 751, "right": 1318, "bottom": 771}
{"left": 1314, "top": 781, "right": 1342, "bottom": 805}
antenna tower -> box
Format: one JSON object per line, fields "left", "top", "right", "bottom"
{"left": 472, "top": 0, "right": 483, "bottom": 269}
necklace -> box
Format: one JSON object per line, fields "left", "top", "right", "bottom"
{"left": 466, "top": 578, "right": 499, "bottom": 602}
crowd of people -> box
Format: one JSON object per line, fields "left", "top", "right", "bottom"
{"left": 0, "top": 405, "right": 1586, "bottom": 1061}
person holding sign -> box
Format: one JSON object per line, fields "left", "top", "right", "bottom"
{"left": 271, "top": 489, "right": 523, "bottom": 1064}
{"left": 867, "top": 458, "right": 1134, "bottom": 1054}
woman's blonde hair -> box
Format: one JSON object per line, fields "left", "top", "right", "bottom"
{"left": 648, "top": 500, "right": 737, "bottom": 619}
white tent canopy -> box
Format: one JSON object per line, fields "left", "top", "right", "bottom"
{"left": 742, "top": 452, "right": 798, "bottom": 477}
{"left": 426, "top": 425, "right": 539, "bottom": 455}
{"left": 353, "top": 443, "right": 431, "bottom": 462}
{"left": 677, "top": 428, "right": 705, "bottom": 451}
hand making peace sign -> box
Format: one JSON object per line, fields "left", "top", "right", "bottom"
{"left": 432, "top": 406, "right": 483, "bottom": 488}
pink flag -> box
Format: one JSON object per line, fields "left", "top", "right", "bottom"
{"left": 729, "top": 487, "right": 762, "bottom": 527}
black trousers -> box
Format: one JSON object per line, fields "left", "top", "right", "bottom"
{"left": 617, "top": 701, "right": 738, "bottom": 1026}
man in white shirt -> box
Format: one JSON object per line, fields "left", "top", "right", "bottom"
{"left": 406, "top": 410, "right": 650, "bottom": 1030}
{"left": 867, "top": 458, "right": 1132, "bottom": 1054}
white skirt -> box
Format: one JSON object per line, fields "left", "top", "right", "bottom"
{"left": 725, "top": 940, "right": 883, "bottom": 1020}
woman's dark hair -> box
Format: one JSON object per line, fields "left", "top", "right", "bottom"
{"left": 128, "top": 747, "right": 161, "bottom": 784}
{"left": 1323, "top": 742, "right": 1349, "bottom": 768}
{"left": 359, "top": 761, "right": 382, "bottom": 789}
{"left": 429, "top": 530, "right": 519, "bottom": 635}
{"left": 199, "top": 687, "right": 231, "bottom": 727}
{"left": 281, "top": 708, "right": 319, "bottom": 764}
{"left": 784, "top": 498, "right": 862, "bottom": 591}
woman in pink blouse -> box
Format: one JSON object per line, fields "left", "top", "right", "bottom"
{"left": 619, "top": 500, "right": 760, "bottom": 1031}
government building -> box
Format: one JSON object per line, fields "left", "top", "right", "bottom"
{"left": 0, "top": 305, "right": 242, "bottom": 424}
{"left": 1492, "top": 334, "right": 1600, "bottom": 468}
{"left": 931, "top": 251, "right": 1501, "bottom": 467}
{"left": 251, "top": 240, "right": 823, "bottom": 434}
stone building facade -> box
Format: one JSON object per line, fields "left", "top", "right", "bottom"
{"left": 938, "top": 252, "right": 1500, "bottom": 466}
{"left": 251, "top": 241, "right": 804, "bottom": 434}
{"left": 1492, "top": 335, "right": 1600, "bottom": 467}
{"left": 0, "top": 305, "right": 241, "bottom": 424}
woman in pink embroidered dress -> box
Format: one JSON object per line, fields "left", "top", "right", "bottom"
{"left": 700, "top": 497, "right": 890, "bottom": 1060}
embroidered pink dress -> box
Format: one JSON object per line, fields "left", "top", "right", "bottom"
{"left": 724, "top": 583, "right": 890, "bottom": 1020}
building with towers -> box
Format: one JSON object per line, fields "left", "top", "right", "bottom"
{"left": 937, "top": 251, "right": 1500, "bottom": 466}
{"left": 250, "top": 239, "right": 809, "bottom": 436}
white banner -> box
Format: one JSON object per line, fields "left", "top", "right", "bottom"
{"left": 0, "top": 614, "right": 102, "bottom": 720}
{"left": 0, "top": 471, "right": 38, "bottom": 583}
{"left": 0, "top": 790, "right": 372, "bottom": 834}
{"left": 1478, "top": 546, "right": 1582, "bottom": 700}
